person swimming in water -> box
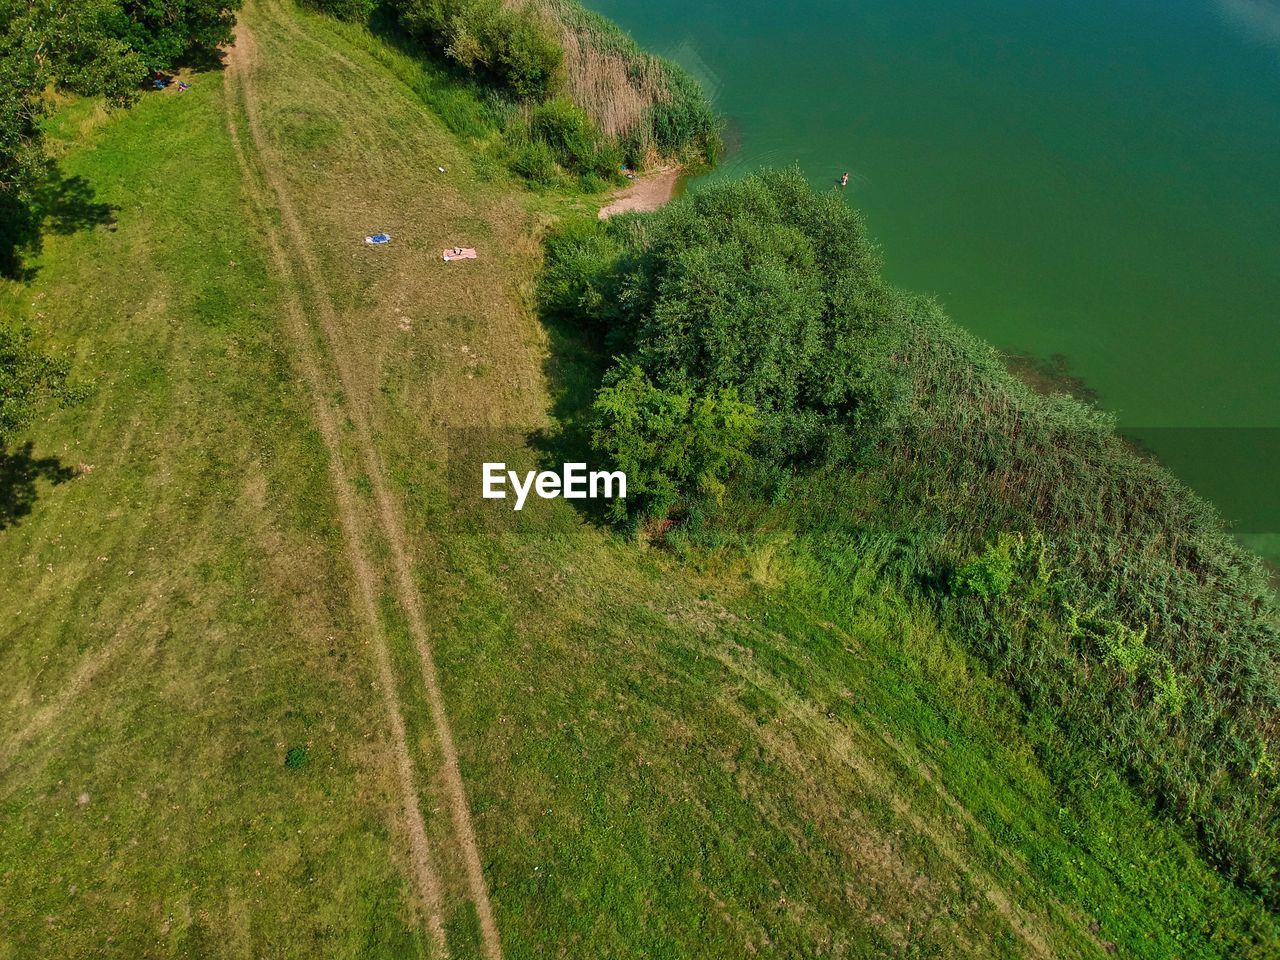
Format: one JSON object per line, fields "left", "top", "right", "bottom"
{"left": 840, "top": 172, "right": 849, "bottom": 187}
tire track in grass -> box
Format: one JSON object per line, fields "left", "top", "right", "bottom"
{"left": 228, "top": 8, "right": 503, "bottom": 958}
{"left": 223, "top": 25, "right": 451, "bottom": 955}
{"left": 1, "top": 631, "right": 128, "bottom": 771}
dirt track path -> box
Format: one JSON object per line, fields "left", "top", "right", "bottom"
{"left": 224, "top": 11, "right": 502, "bottom": 958}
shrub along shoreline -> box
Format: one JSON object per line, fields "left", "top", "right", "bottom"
{"left": 303, "top": 0, "right": 720, "bottom": 189}
{"left": 540, "top": 169, "right": 1280, "bottom": 908}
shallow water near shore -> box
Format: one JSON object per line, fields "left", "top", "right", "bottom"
{"left": 586, "top": 0, "right": 1280, "bottom": 551}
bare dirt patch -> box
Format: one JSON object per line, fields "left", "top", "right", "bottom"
{"left": 598, "top": 167, "right": 680, "bottom": 219}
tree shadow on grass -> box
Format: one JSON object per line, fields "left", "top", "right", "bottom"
{"left": 1, "top": 171, "right": 117, "bottom": 281}
{"left": 527, "top": 306, "right": 616, "bottom": 527}
{"left": 0, "top": 441, "right": 77, "bottom": 531}
{"left": 39, "top": 174, "right": 116, "bottom": 239}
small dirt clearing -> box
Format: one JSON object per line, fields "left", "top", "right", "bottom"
{"left": 598, "top": 166, "right": 680, "bottom": 218}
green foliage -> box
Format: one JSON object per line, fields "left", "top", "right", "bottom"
{"left": 501, "top": 97, "right": 623, "bottom": 186}
{"left": 885, "top": 308, "right": 1280, "bottom": 900}
{"left": 537, "top": 214, "right": 629, "bottom": 331}
{"left": 648, "top": 65, "right": 720, "bottom": 161}
{"left": 508, "top": 137, "right": 558, "bottom": 186}
{"left": 528, "top": 96, "right": 619, "bottom": 179}
{"left": 108, "top": 0, "right": 242, "bottom": 71}
{"left": 491, "top": 10, "right": 562, "bottom": 101}
{"left": 1089, "top": 615, "right": 1152, "bottom": 675}
{"left": 376, "top": 0, "right": 719, "bottom": 177}
{"left": 592, "top": 364, "right": 756, "bottom": 521}
{"left": 8, "top": 1, "right": 148, "bottom": 105}
{"left": 544, "top": 168, "right": 890, "bottom": 470}
{"left": 0, "top": 60, "right": 47, "bottom": 272}
{"left": 1152, "top": 665, "right": 1187, "bottom": 718}
{"left": 284, "top": 746, "right": 308, "bottom": 769}
{"left": 536, "top": 0, "right": 721, "bottom": 163}
{"left": 379, "top": 0, "right": 637, "bottom": 185}
{"left": 952, "top": 534, "right": 1019, "bottom": 601}
{"left": 394, "top": 0, "right": 563, "bottom": 101}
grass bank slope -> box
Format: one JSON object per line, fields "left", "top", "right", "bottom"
{"left": 0, "top": 1, "right": 1274, "bottom": 957}
{"left": 0, "top": 53, "right": 428, "bottom": 958}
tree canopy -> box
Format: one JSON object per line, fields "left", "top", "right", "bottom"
{"left": 0, "top": 324, "right": 80, "bottom": 448}
{"left": 106, "top": 1, "right": 240, "bottom": 72}
{"left": 542, "top": 169, "right": 892, "bottom": 470}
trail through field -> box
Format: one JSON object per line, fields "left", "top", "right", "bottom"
{"left": 224, "top": 9, "right": 501, "bottom": 958}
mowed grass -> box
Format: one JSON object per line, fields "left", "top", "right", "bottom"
{"left": 0, "top": 70, "right": 427, "bottom": 957}
{"left": 1, "top": 2, "right": 1276, "bottom": 957}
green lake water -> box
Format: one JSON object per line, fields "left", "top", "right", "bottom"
{"left": 586, "top": 0, "right": 1280, "bottom": 552}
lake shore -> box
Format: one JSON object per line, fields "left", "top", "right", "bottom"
{"left": 598, "top": 165, "right": 680, "bottom": 219}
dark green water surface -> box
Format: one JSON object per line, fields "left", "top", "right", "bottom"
{"left": 587, "top": 0, "right": 1280, "bottom": 548}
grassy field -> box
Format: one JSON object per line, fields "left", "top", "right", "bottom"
{"left": 1, "top": 1, "right": 1276, "bottom": 957}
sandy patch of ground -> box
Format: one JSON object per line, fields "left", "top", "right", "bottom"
{"left": 599, "top": 166, "right": 680, "bottom": 219}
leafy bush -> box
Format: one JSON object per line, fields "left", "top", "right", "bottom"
{"left": 537, "top": 215, "right": 630, "bottom": 331}
{"left": 394, "top": 0, "right": 563, "bottom": 101}
{"left": 952, "top": 535, "right": 1019, "bottom": 601}
{"left": 545, "top": 169, "right": 888, "bottom": 467}
{"left": 530, "top": 97, "right": 618, "bottom": 178}
{"left": 500, "top": 98, "right": 623, "bottom": 186}
{"left": 592, "top": 364, "right": 757, "bottom": 521}
{"left": 108, "top": 0, "right": 242, "bottom": 71}
{"left": 0, "top": 326, "right": 83, "bottom": 446}
{"left": 491, "top": 10, "right": 562, "bottom": 100}
{"left": 509, "top": 138, "right": 558, "bottom": 186}
{"left": 284, "top": 746, "right": 308, "bottom": 770}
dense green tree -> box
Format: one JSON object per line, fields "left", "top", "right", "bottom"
{"left": 592, "top": 364, "right": 757, "bottom": 521}
{"left": 108, "top": 0, "right": 241, "bottom": 70}
{"left": 545, "top": 169, "right": 890, "bottom": 467}
{"left": 394, "top": 0, "right": 563, "bottom": 101}
{"left": 2, "top": 1, "right": 146, "bottom": 103}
